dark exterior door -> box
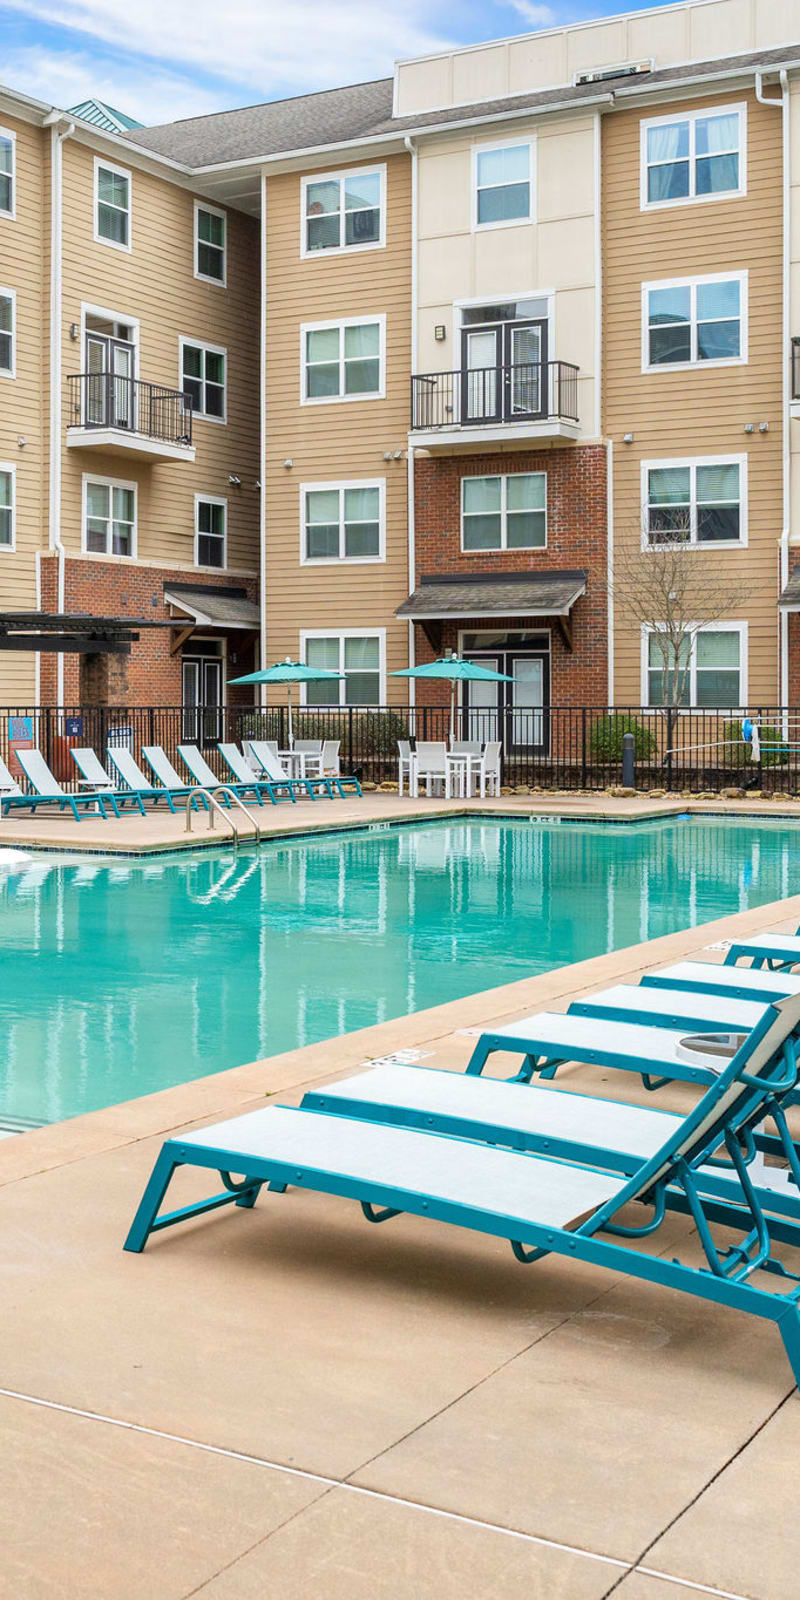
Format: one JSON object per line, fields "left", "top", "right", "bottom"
{"left": 460, "top": 319, "right": 548, "bottom": 424}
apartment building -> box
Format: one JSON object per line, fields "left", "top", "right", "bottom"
{"left": 3, "top": 0, "right": 800, "bottom": 741}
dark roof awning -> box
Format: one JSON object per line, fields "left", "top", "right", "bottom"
{"left": 779, "top": 567, "right": 800, "bottom": 608}
{"left": 0, "top": 612, "right": 172, "bottom": 654}
{"left": 164, "top": 585, "right": 260, "bottom": 629}
{"left": 396, "top": 570, "right": 588, "bottom": 620}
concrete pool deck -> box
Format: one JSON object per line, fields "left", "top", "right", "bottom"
{"left": 3, "top": 784, "right": 800, "bottom": 853}
{"left": 3, "top": 889, "right": 800, "bottom": 1596}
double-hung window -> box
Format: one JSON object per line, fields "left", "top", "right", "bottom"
{"left": 302, "top": 481, "right": 384, "bottom": 563}
{"left": 302, "top": 165, "right": 385, "bottom": 254}
{"left": 83, "top": 476, "right": 136, "bottom": 557}
{"left": 195, "top": 203, "right": 226, "bottom": 283}
{"left": 302, "top": 317, "right": 384, "bottom": 402}
{"left": 95, "top": 159, "right": 131, "bottom": 249}
{"left": 180, "top": 339, "right": 226, "bottom": 420}
{"left": 302, "top": 632, "right": 384, "bottom": 706}
{"left": 644, "top": 457, "right": 745, "bottom": 546}
{"left": 473, "top": 140, "right": 534, "bottom": 228}
{"left": 0, "top": 127, "right": 14, "bottom": 218}
{"left": 195, "top": 496, "right": 226, "bottom": 568}
{"left": 0, "top": 465, "right": 14, "bottom": 550}
{"left": 642, "top": 105, "right": 744, "bottom": 208}
{"left": 0, "top": 289, "right": 14, "bottom": 377}
{"left": 644, "top": 273, "right": 745, "bottom": 369}
{"left": 462, "top": 472, "right": 546, "bottom": 552}
{"left": 645, "top": 625, "right": 745, "bottom": 709}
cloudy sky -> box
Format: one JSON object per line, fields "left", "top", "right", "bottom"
{"left": 1, "top": 0, "right": 678, "bottom": 126}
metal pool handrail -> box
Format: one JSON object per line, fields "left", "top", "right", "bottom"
{"left": 184, "top": 786, "right": 262, "bottom": 850}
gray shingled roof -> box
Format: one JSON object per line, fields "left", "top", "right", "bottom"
{"left": 164, "top": 585, "right": 259, "bottom": 627}
{"left": 779, "top": 566, "right": 800, "bottom": 607}
{"left": 126, "top": 44, "right": 800, "bottom": 169}
{"left": 396, "top": 570, "right": 588, "bottom": 619}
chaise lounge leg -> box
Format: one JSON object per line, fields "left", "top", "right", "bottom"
{"left": 778, "top": 1306, "right": 800, "bottom": 1390}
{"left": 124, "top": 1149, "right": 181, "bottom": 1253}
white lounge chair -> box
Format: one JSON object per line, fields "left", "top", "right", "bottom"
{"left": 7, "top": 749, "right": 113, "bottom": 821}
{"left": 248, "top": 740, "right": 333, "bottom": 800}
{"left": 107, "top": 748, "right": 185, "bottom": 812}
{"left": 71, "top": 749, "right": 146, "bottom": 815}
{"left": 217, "top": 742, "right": 296, "bottom": 804}
{"left": 141, "top": 746, "right": 210, "bottom": 809}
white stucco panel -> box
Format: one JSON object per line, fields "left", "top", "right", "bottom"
{"left": 538, "top": 125, "right": 596, "bottom": 221}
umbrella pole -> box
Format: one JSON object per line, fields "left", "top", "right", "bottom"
{"left": 450, "top": 680, "right": 456, "bottom": 744}
{"left": 288, "top": 686, "right": 294, "bottom": 749}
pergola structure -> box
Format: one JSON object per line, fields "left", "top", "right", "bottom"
{"left": 0, "top": 613, "right": 174, "bottom": 655}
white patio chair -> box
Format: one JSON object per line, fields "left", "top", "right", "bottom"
{"left": 412, "top": 741, "right": 451, "bottom": 799}
{"left": 320, "top": 740, "right": 341, "bottom": 778}
{"left": 397, "top": 740, "right": 413, "bottom": 796}
{"left": 294, "top": 738, "right": 324, "bottom": 777}
{"left": 477, "top": 740, "right": 502, "bottom": 798}
{"left": 450, "top": 740, "right": 481, "bottom": 754}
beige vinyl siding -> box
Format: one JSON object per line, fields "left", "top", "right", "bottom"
{"left": 264, "top": 151, "right": 411, "bottom": 701}
{"left": 0, "top": 114, "right": 46, "bottom": 703}
{"left": 603, "top": 90, "right": 783, "bottom": 706}
{"left": 59, "top": 139, "right": 259, "bottom": 576}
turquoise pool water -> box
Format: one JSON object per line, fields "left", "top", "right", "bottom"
{"left": 1, "top": 815, "right": 798, "bottom": 1126}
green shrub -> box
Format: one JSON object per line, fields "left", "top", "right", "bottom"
{"left": 232, "top": 707, "right": 410, "bottom": 763}
{"left": 590, "top": 714, "right": 657, "bottom": 762}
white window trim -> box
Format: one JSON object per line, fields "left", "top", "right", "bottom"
{"left": 0, "top": 126, "right": 15, "bottom": 221}
{"left": 0, "top": 461, "right": 16, "bottom": 552}
{"left": 451, "top": 288, "right": 556, "bottom": 358}
{"left": 299, "top": 478, "right": 386, "bottom": 566}
{"left": 640, "top": 454, "right": 748, "bottom": 551}
{"left": 299, "top": 628, "right": 386, "bottom": 707}
{"left": 300, "top": 163, "right": 386, "bottom": 259}
{"left": 640, "top": 102, "right": 747, "bottom": 213}
{"left": 80, "top": 301, "right": 140, "bottom": 378}
{"left": 81, "top": 472, "right": 138, "bottom": 560}
{"left": 178, "top": 335, "right": 227, "bottom": 424}
{"left": 194, "top": 493, "right": 228, "bottom": 570}
{"left": 471, "top": 136, "right": 536, "bottom": 233}
{"left": 0, "top": 286, "right": 15, "bottom": 379}
{"left": 460, "top": 471, "right": 547, "bottom": 554}
{"left": 193, "top": 200, "right": 227, "bottom": 287}
{"left": 93, "top": 157, "right": 132, "bottom": 253}
{"left": 300, "top": 315, "right": 386, "bottom": 406}
{"left": 640, "top": 620, "right": 748, "bottom": 709}
{"left": 641, "top": 270, "right": 748, "bottom": 374}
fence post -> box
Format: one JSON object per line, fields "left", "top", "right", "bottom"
{"left": 622, "top": 731, "right": 635, "bottom": 790}
{"left": 580, "top": 708, "right": 587, "bottom": 789}
{"left": 347, "top": 705, "right": 354, "bottom": 776}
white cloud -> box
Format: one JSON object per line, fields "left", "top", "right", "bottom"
{"left": 2, "top": 0, "right": 454, "bottom": 107}
{"left": 2, "top": 45, "right": 225, "bottom": 122}
{"left": 504, "top": 1, "right": 557, "bottom": 25}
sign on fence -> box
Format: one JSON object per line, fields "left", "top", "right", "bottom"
{"left": 107, "top": 724, "right": 134, "bottom": 751}
{"left": 64, "top": 715, "right": 84, "bottom": 738}
{"left": 7, "top": 715, "right": 34, "bottom": 781}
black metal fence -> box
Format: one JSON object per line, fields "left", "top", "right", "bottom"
{"left": 1, "top": 704, "right": 798, "bottom": 795}
{"left": 410, "top": 361, "right": 579, "bottom": 430}
{"left": 66, "top": 373, "right": 193, "bottom": 447}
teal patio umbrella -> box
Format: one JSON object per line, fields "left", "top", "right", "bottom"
{"left": 391, "top": 655, "right": 512, "bottom": 741}
{"left": 229, "top": 657, "right": 344, "bottom": 747}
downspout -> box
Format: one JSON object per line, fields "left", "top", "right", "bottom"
{"left": 44, "top": 113, "right": 74, "bottom": 707}
{"left": 756, "top": 71, "right": 790, "bottom": 710}
{"left": 259, "top": 170, "right": 268, "bottom": 707}
{"left": 404, "top": 135, "right": 417, "bottom": 711}
{"left": 593, "top": 108, "right": 613, "bottom": 702}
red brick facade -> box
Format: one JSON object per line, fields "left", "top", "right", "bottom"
{"left": 411, "top": 444, "right": 608, "bottom": 706}
{"left": 38, "top": 557, "right": 257, "bottom": 707}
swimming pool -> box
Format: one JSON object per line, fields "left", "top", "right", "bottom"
{"left": 1, "top": 815, "right": 798, "bottom": 1126}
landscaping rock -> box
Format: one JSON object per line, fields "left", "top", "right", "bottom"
{"left": 648, "top": 788, "right": 666, "bottom": 798}
{"left": 608, "top": 786, "right": 636, "bottom": 798}
{"left": 362, "top": 781, "right": 377, "bottom": 791}
{"left": 720, "top": 787, "right": 745, "bottom": 799}
{"left": 378, "top": 781, "right": 398, "bottom": 792}
{"left": 513, "top": 785, "right": 530, "bottom": 795}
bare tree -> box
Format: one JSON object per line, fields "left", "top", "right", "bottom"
{"left": 611, "top": 510, "right": 755, "bottom": 708}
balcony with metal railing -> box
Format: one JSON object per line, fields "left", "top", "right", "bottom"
{"left": 66, "top": 372, "right": 195, "bottom": 463}
{"left": 409, "top": 360, "right": 581, "bottom": 449}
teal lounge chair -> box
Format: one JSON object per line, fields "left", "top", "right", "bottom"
{"left": 126, "top": 995, "right": 800, "bottom": 1388}
{"left": 142, "top": 745, "right": 210, "bottom": 808}
{"left": 248, "top": 739, "right": 336, "bottom": 801}
{"left": 107, "top": 748, "right": 185, "bottom": 813}
{"left": 4, "top": 749, "right": 112, "bottom": 821}
{"left": 217, "top": 743, "right": 297, "bottom": 804}
{"left": 725, "top": 933, "right": 800, "bottom": 971}
{"left": 71, "top": 749, "right": 146, "bottom": 816}
{"left": 642, "top": 960, "right": 800, "bottom": 1005}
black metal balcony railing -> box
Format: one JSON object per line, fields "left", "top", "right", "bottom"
{"left": 411, "top": 361, "right": 579, "bottom": 431}
{"left": 67, "top": 373, "right": 193, "bottom": 447}
{"left": 792, "top": 338, "right": 800, "bottom": 401}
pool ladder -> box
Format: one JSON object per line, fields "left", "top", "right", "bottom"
{"left": 184, "top": 786, "right": 263, "bottom": 851}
